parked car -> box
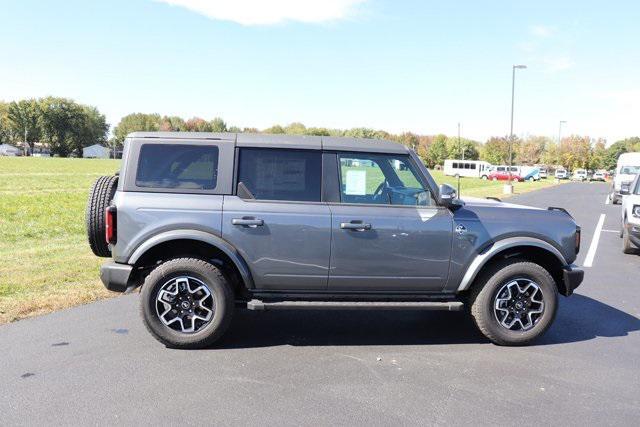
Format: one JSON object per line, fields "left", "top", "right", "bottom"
{"left": 538, "top": 167, "right": 548, "bottom": 179}
{"left": 88, "top": 132, "right": 583, "bottom": 348}
{"left": 522, "top": 167, "right": 541, "bottom": 182}
{"left": 571, "top": 169, "right": 588, "bottom": 181}
{"left": 620, "top": 174, "right": 640, "bottom": 254}
{"left": 555, "top": 169, "right": 568, "bottom": 179}
{"left": 611, "top": 152, "right": 640, "bottom": 204}
{"left": 592, "top": 170, "right": 606, "bottom": 182}
{"left": 488, "top": 165, "right": 523, "bottom": 182}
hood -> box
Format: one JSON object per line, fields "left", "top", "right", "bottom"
{"left": 460, "top": 196, "right": 543, "bottom": 211}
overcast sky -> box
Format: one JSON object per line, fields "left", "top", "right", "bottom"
{"left": 1, "top": 0, "right": 638, "bottom": 143}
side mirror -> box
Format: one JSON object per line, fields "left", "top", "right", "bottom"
{"left": 439, "top": 184, "right": 464, "bottom": 209}
{"left": 620, "top": 185, "right": 630, "bottom": 196}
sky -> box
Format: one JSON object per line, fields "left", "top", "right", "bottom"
{"left": 1, "top": 0, "right": 638, "bottom": 144}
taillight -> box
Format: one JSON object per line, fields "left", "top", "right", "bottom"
{"left": 105, "top": 206, "right": 117, "bottom": 245}
{"left": 575, "top": 226, "right": 581, "bottom": 254}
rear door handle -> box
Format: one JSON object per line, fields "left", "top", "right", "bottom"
{"left": 340, "top": 221, "right": 372, "bottom": 231}
{"left": 232, "top": 218, "right": 264, "bottom": 227}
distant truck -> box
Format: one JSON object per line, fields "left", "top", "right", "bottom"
{"left": 611, "top": 152, "right": 640, "bottom": 204}
{"left": 443, "top": 160, "right": 493, "bottom": 179}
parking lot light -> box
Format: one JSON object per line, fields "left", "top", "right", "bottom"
{"left": 505, "top": 64, "right": 527, "bottom": 195}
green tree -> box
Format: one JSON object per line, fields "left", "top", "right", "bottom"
{"left": 39, "top": 97, "right": 83, "bottom": 157}
{"left": 481, "top": 136, "right": 511, "bottom": 165}
{"left": 284, "top": 122, "right": 307, "bottom": 135}
{"left": 69, "top": 105, "right": 109, "bottom": 156}
{"left": 0, "top": 101, "right": 12, "bottom": 145}
{"left": 209, "top": 117, "right": 227, "bottom": 132}
{"left": 445, "top": 137, "right": 479, "bottom": 160}
{"left": 263, "top": 124, "right": 285, "bottom": 134}
{"left": 426, "top": 134, "right": 448, "bottom": 167}
{"left": 7, "top": 99, "right": 42, "bottom": 154}
{"left": 112, "top": 113, "right": 161, "bottom": 147}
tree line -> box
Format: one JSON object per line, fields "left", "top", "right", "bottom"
{"left": 0, "top": 97, "right": 107, "bottom": 157}
{"left": 2, "top": 97, "right": 639, "bottom": 170}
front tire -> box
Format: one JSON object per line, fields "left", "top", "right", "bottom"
{"left": 468, "top": 259, "right": 558, "bottom": 346}
{"left": 140, "top": 258, "right": 234, "bottom": 349}
{"left": 622, "top": 224, "right": 636, "bottom": 254}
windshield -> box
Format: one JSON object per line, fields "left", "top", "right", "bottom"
{"left": 620, "top": 165, "right": 640, "bottom": 175}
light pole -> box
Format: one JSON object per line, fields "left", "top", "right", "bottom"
{"left": 558, "top": 120, "right": 566, "bottom": 144}
{"left": 506, "top": 64, "right": 527, "bottom": 194}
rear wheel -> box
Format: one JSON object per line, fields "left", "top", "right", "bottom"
{"left": 468, "top": 259, "right": 558, "bottom": 346}
{"left": 86, "top": 175, "right": 118, "bottom": 257}
{"left": 140, "top": 258, "right": 234, "bottom": 349}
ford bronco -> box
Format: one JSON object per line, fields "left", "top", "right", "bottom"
{"left": 87, "top": 132, "right": 583, "bottom": 348}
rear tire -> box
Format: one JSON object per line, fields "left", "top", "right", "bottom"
{"left": 140, "top": 258, "right": 234, "bottom": 349}
{"left": 86, "top": 175, "right": 118, "bottom": 257}
{"left": 468, "top": 259, "right": 558, "bottom": 346}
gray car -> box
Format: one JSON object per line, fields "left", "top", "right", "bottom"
{"left": 87, "top": 132, "right": 584, "bottom": 348}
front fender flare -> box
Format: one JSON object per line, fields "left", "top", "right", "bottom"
{"left": 457, "top": 237, "right": 568, "bottom": 292}
{"left": 128, "top": 229, "right": 254, "bottom": 289}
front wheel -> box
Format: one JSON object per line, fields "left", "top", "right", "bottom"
{"left": 622, "top": 224, "right": 636, "bottom": 254}
{"left": 140, "top": 258, "right": 234, "bottom": 349}
{"left": 468, "top": 259, "right": 558, "bottom": 346}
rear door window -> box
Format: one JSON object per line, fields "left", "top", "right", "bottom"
{"left": 237, "top": 148, "right": 322, "bottom": 202}
{"left": 136, "top": 144, "right": 219, "bottom": 189}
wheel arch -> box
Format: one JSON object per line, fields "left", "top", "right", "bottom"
{"left": 127, "top": 230, "right": 254, "bottom": 295}
{"left": 458, "top": 238, "right": 569, "bottom": 295}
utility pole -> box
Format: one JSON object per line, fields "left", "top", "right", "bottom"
{"left": 24, "top": 127, "right": 28, "bottom": 156}
{"left": 558, "top": 120, "right": 567, "bottom": 144}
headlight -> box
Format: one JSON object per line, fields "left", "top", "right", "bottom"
{"left": 633, "top": 205, "right": 640, "bottom": 218}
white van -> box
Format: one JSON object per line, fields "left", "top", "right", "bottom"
{"left": 443, "top": 160, "right": 493, "bottom": 179}
{"left": 611, "top": 152, "right": 640, "bottom": 204}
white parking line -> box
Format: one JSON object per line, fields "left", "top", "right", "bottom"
{"left": 601, "top": 229, "right": 619, "bottom": 233}
{"left": 605, "top": 194, "right": 610, "bottom": 205}
{"left": 584, "top": 214, "right": 606, "bottom": 268}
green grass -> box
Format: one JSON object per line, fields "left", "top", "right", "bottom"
{"left": 0, "top": 157, "right": 560, "bottom": 323}
{"left": 0, "top": 157, "right": 119, "bottom": 322}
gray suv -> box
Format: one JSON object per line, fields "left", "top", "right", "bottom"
{"left": 87, "top": 132, "right": 583, "bottom": 348}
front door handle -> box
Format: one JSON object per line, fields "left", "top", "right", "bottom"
{"left": 232, "top": 218, "right": 264, "bottom": 227}
{"left": 340, "top": 221, "right": 372, "bottom": 231}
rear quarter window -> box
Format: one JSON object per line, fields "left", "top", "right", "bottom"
{"left": 135, "top": 144, "right": 219, "bottom": 190}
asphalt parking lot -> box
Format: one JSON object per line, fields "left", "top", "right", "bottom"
{"left": 1, "top": 182, "right": 639, "bottom": 426}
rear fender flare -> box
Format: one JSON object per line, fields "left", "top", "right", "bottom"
{"left": 128, "top": 229, "right": 254, "bottom": 289}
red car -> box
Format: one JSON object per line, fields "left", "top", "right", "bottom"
{"left": 488, "top": 166, "right": 523, "bottom": 182}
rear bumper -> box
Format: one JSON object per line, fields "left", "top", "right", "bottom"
{"left": 100, "top": 261, "right": 133, "bottom": 293}
{"left": 561, "top": 264, "right": 584, "bottom": 296}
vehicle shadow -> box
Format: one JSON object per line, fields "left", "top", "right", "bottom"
{"left": 214, "top": 293, "right": 640, "bottom": 349}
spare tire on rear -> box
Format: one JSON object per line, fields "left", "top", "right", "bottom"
{"left": 86, "top": 175, "right": 118, "bottom": 257}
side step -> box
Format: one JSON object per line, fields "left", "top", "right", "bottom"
{"left": 246, "top": 299, "right": 464, "bottom": 312}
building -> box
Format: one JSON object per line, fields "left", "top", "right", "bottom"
{"left": 82, "top": 144, "right": 111, "bottom": 159}
{"left": 0, "top": 143, "right": 22, "bottom": 156}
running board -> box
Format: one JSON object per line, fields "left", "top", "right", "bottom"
{"left": 246, "top": 299, "right": 464, "bottom": 311}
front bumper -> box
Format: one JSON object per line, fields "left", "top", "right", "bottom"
{"left": 561, "top": 264, "right": 584, "bottom": 296}
{"left": 100, "top": 261, "right": 133, "bottom": 293}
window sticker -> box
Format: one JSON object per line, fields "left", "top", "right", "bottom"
{"left": 345, "top": 170, "right": 367, "bottom": 195}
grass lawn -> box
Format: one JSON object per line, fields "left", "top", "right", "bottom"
{"left": 0, "top": 157, "right": 561, "bottom": 324}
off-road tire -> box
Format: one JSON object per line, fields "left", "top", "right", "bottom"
{"left": 140, "top": 258, "right": 234, "bottom": 349}
{"left": 86, "top": 175, "right": 118, "bottom": 257}
{"left": 468, "top": 259, "right": 558, "bottom": 346}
